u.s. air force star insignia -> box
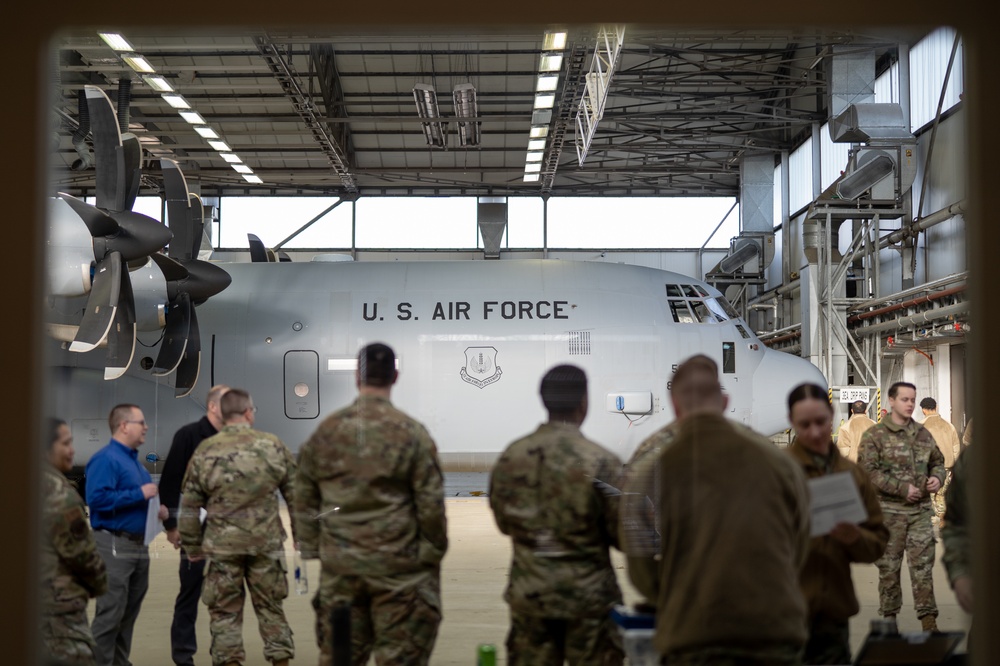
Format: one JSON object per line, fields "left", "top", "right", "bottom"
{"left": 461, "top": 346, "right": 502, "bottom": 388}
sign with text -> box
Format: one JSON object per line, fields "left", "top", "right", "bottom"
{"left": 839, "top": 387, "right": 871, "bottom": 403}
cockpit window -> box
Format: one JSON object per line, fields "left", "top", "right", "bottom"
{"left": 718, "top": 296, "right": 741, "bottom": 320}
{"left": 666, "top": 284, "right": 729, "bottom": 324}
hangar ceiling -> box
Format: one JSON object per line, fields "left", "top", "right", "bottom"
{"left": 51, "top": 26, "right": 917, "bottom": 198}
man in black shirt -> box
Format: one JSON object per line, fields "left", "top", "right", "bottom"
{"left": 158, "top": 384, "right": 229, "bottom": 666}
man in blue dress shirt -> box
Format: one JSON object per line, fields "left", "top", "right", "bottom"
{"left": 85, "top": 403, "right": 166, "bottom": 666}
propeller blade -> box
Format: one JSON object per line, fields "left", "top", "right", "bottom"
{"left": 152, "top": 291, "right": 191, "bottom": 376}
{"left": 105, "top": 264, "right": 136, "bottom": 379}
{"left": 120, "top": 133, "right": 142, "bottom": 212}
{"left": 60, "top": 193, "right": 118, "bottom": 237}
{"left": 162, "top": 159, "right": 196, "bottom": 262}
{"left": 69, "top": 251, "right": 121, "bottom": 352}
{"left": 149, "top": 252, "right": 190, "bottom": 289}
{"left": 248, "top": 233, "right": 269, "bottom": 262}
{"left": 188, "top": 193, "right": 205, "bottom": 261}
{"left": 85, "top": 86, "right": 127, "bottom": 212}
{"left": 173, "top": 305, "right": 201, "bottom": 398}
{"left": 277, "top": 251, "right": 292, "bottom": 262}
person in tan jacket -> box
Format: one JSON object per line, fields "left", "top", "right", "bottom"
{"left": 787, "top": 385, "right": 889, "bottom": 664}
{"left": 919, "top": 397, "right": 962, "bottom": 525}
{"left": 837, "top": 400, "right": 876, "bottom": 462}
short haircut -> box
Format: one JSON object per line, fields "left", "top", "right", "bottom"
{"left": 920, "top": 397, "right": 937, "bottom": 410}
{"left": 47, "top": 418, "right": 67, "bottom": 452}
{"left": 108, "top": 404, "right": 139, "bottom": 434}
{"left": 220, "top": 389, "right": 253, "bottom": 420}
{"left": 888, "top": 381, "right": 917, "bottom": 399}
{"left": 207, "top": 384, "right": 230, "bottom": 406}
{"left": 540, "top": 364, "right": 588, "bottom": 415}
{"left": 670, "top": 354, "right": 722, "bottom": 413}
{"left": 358, "top": 343, "right": 396, "bottom": 387}
{"left": 787, "top": 383, "right": 832, "bottom": 414}
{"left": 850, "top": 400, "right": 868, "bottom": 415}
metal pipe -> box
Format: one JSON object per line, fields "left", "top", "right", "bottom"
{"left": 847, "top": 284, "right": 965, "bottom": 324}
{"left": 879, "top": 200, "right": 966, "bottom": 248}
{"left": 853, "top": 301, "right": 969, "bottom": 337}
{"left": 849, "top": 271, "right": 967, "bottom": 312}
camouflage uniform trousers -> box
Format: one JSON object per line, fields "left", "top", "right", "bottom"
{"left": 314, "top": 569, "right": 441, "bottom": 666}
{"left": 931, "top": 469, "right": 953, "bottom": 525}
{"left": 875, "top": 509, "right": 938, "bottom": 619}
{"left": 662, "top": 644, "right": 804, "bottom": 665}
{"left": 506, "top": 609, "right": 624, "bottom": 666}
{"left": 202, "top": 553, "right": 293, "bottom": 666}
{"left": 802, "top": 617, "right": 850, "bottom": 665}
{"left": 40, "top": 609, "right": 97, "bottom": 666}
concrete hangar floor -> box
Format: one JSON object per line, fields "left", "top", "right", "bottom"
{"left": 99, "top": 475, "right": 970, "bottom": 665}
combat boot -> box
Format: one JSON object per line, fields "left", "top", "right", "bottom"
{"left": 921, "top": 615, "right": 938, "bottom": 632}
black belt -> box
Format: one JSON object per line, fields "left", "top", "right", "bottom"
{"left": 101, "top": 529, "right": 144, "bottom": 544}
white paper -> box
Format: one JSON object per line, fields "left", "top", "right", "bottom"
{"left": 145, "top": 495, "right": 162, "bottom": 545}
{"left": 807, "top": 471, "right": 869, "bottom": 537}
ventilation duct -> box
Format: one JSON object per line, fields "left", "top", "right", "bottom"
{"left": 836, "top": 151, "right": 895, "bottom": 200}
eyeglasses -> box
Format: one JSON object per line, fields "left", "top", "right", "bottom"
{"left": 125, "top": 420, "right": 147, "bottom": 426}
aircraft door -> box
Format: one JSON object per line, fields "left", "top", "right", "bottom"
{"left": 284, "top": 350, "right": 320, "bottom": 419}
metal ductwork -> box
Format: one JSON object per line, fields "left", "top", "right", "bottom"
{"left": 70, "top": 90, "right": 93, "bottom": 171}
{"left": 828, "top": 103, "right": 917, "bottom": 202}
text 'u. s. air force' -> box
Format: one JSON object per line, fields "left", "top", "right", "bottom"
{"left": 361, "top": 300, "right": 571, "bottom": 322}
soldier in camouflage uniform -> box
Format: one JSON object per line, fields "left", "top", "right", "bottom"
{"left": 489, "top": 364, "right": 624, "bottom": 666}
{"left": 40, "top": 418, "right": 108, "bottom": 666}
{"left": 858, "top": 381, "right": 946, "bottom": 633}
{"left": 294, "top": 342, "right": 447, "bottom": 666}
{"left": 179, "top": 389, "right": 297, "bottom": 666}
{"left": 941, "top": 446, "right": 973, "bottom": 619}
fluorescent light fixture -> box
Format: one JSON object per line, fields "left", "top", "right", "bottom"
{"left": 523, "top": 173, "right": 540, "bottom": 182}
{"left": 543, "top": 32, "right": 568, "bottom": 51}
{"left": 122, "top": 53, "right": 155, "bottom": 74}
{"left": 195, "top": 126, "right": 219, "bottom": 139}
{"left": 243, "top": 174, "right": 263, "bottom": 184}
{"left": 208, "top": 140, "right": 231, "bottom": 152}
{"left": 413, "top": 83, "right": 447, "bottom": 148}
{"left": 232, "top": 164, "right": 253, "bottom": 174}
{"left": 524, "top": 163, "right": 542, "bottom": 173}
{"left": 142, "top": 74, "right": 173, "bottom": 92}
{"left": 220, "top": 153, "right": 242, "bottom": 163}
{"left": 530, "top": 126, "right": 549, "bottom": 138}
{"left": 98, "top": 33, "right": 133, "bottom": 51}
{"left": 453, "top": 83, "right": 481, "bottom": 147}
{"left": 536, "top": 75, "right": 559, "bottom": 92}
{"left": 161, "top": 94, "right": 190, "bottom": 109}
{"left": 534, "top": 94, "right": 555, "bottom": 109}
{"left": 178, "top": 111, "right": 205, "bottom": 124}
{"left": 528, "top": 139, "right": 547, "bottom": 151}
{"left": 540, "top": 54, "right": 563, "bottom": 72}
{"left": 526, "top": 151, "right": 544, "bottom": 162}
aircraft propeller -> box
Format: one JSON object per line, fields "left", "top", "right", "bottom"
{"left": 154, "top": 159, "right": 232, "bottom": 396}
{"left": 60, "top": 85, "right": 173, "bottom": 381}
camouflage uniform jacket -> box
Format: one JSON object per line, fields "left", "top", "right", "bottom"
{"left": 178, "top": 423, "right": 297, "bottom": 558}
{"left": 489, "top": 421, "right": 624, "bottom": 619}
{"left": 787, "top": 440, "right": 889, "bottom": 622}
{"left": 857, "top": 418, "right": 946, "bottom": 514}
{"left": 941, "top": 446, "right": 972, "bottom": 585}
{"left": 294, "top": 394, "right": 447, "bottom": 575}
{"left": 921, "top": 414, "right": 961, "bottom": 469}
{"left": 40, "top": 462, "right": 108, "bottom": 617}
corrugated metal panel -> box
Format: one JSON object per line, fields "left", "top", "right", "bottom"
{"left": 909, "top": 27, "right": 964, "bottom": 131}
{"left": 788, "top": 136, "right": 813, "bottom": 214}
{"left": 820, "top": 122, "right": 850, "bottom": 192}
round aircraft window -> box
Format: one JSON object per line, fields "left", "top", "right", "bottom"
{"left": 294, "top": 383, "right": 310, "bottom": 398}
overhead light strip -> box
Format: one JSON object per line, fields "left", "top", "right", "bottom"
{"left": 96, "top": 31, "right": 260, "bottom": 184}
{"left": 524, "top": 30, "right": 566, "bottom": 183}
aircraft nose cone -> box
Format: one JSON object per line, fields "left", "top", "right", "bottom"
{"left": 752, "top": 350, "right": 827, "bottom": 436}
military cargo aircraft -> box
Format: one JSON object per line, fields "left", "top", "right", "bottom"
{"left": 44, "top": 87, "right": 827, "bottom": 477}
